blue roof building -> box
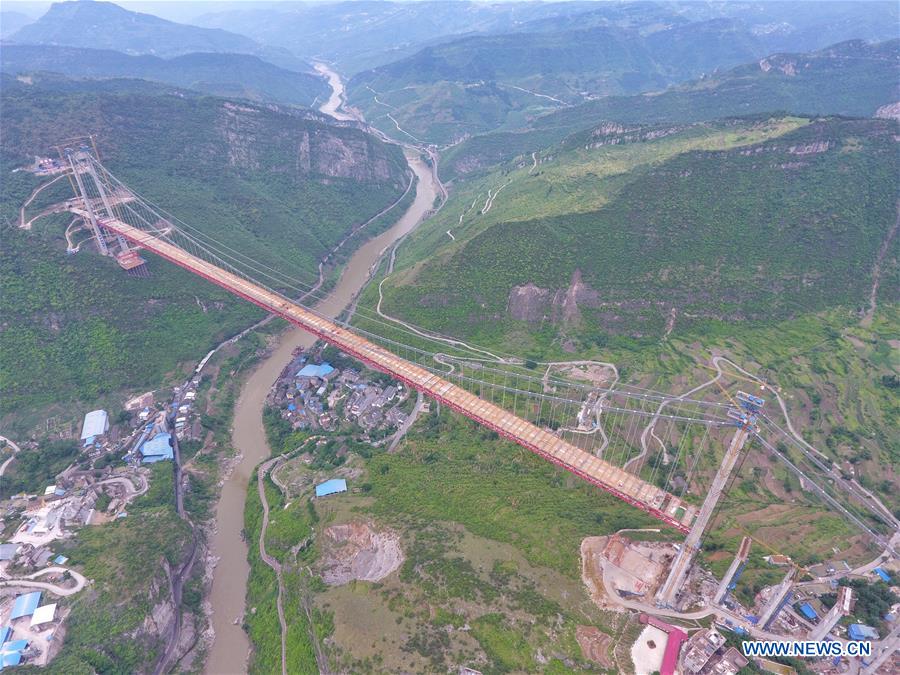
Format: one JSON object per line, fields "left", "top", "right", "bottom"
{"left": 297, "top": 363, "right": 334, "bottom": 379}
{"left": 848, "top": 624, "right": 879, "bottom": 641}
{"left": 0, "top": 627, "right": 9, "bottom": 645}
{"left": 10, "top": 592, "right": 41, "bottom": 620}
{"left": 0, "top": 641, "right": 27, "bottom": 653}
{"left": 141, "top": 432, "right": 173, "bottom": 463}
{"left": 873, "top": 567, "right": 892, "bottom": 583}
{"left": 315, "top": 479, "right": 347, "bottom": 498}
{"left": 0, "top": 650, "right": 23, "bottom": 669}
{"left": 797, "top": 602, "right": 818, "bottom": 621}
{"left": 0, "top": 639, "right": 29, "bottom": 670}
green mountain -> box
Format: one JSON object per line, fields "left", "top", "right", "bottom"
{"left": 378, "top": 116, "right": 898, "bottom": 345}
{"left": 350, "top": 26, "right": 667, "bottom": 99}
{"left": 1, "top": 75, "right": 409, "bottom": 428}
{"left": 520, "top": 0, "right": 899, "bottom": 54}
{"left": 0, "top": 45, "right": 329, "bottom": 107}
{"left": 350, "top": 19, "right": 883, "bottom": 145}
{"left": 7, "top": 0, "right": 301, "bottom": 68}
{"left": 444, "top": 39, "right": 900, "bottom": 179}
{"left": 346, "top": 22, "right": 767, "bottom": 144}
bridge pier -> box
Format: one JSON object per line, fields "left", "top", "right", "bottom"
{"left": 713, "top": 536, "right": 752, "bottom": 606}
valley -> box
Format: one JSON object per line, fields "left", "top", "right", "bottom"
{"left": 0, "top": 2, "right": 897, "bottom": 673}
{"left": 209, "top": 124, "right": 440, "bottom": 673}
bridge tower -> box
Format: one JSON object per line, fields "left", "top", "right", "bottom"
{"left": 82, "top": 153, "right": 132, "bottom": 255}
{"left": 759, "top": 567, "right": 797, "bottom": 628}
{"left": 65, "top": 146, "right": 148, "bottom": 273}
{"left": 65, "top": 147, "right": 110, "bottom": 256}
{"left": 656, "top": 391, "right": 765, "bottom": 608}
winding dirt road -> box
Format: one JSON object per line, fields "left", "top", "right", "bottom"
{"left": 19, "top": 173, "right": 69, "bottom": 229}
{"left": 256, "top": 456, "right": 287, "bottom": 675}
{"left": 0, "top": 435, "right": 22, "bottom": 477}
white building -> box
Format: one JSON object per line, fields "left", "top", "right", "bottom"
{"left": 30, "top": 603, "right": 57, "bottom": 628}
{"left": 80, "top": 410, "right": 109, "bottom": 440}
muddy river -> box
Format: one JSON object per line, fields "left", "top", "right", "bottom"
{"left": 204, "top": 70, "right": 438, "bottom": 672}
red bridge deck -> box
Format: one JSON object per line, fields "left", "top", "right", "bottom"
{"left": 104, "top": 218, "right": 697, "bottom": 532}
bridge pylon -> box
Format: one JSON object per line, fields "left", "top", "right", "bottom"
{"left": 656, "top": 391, "right": 764, "bottom": 608}
{"left": 65, "top": 147, "right": 110, "bottom": 256}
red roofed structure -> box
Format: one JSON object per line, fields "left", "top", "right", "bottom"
{"left": 640, "top": 614, "right": 689, "bottom": 675}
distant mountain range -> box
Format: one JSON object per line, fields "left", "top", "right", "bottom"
{"left": 346, "top": 9, "right": 900, "bottom": 145}
{"left": 349, "top": 18, "right": 782, "bottom": 102}
{"left": 1, "top": 45, "right": 329, "bottom": 107}
{"left": 193, "top": 0, "right": 899, "bottom": 76}
{"left": 5, "top": 0, "right": 306, "bottom": 70}
{"left": 194, "top": 0, "right": 604, "bottom": 74}
{"left": 443, "top": 39, "right": 900, "bottom": 178}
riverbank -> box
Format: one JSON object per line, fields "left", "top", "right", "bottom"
{"left": 204, "top": 66, "right": 440, "bottom": 669}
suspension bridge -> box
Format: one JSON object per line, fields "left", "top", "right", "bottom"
{"left": 56, "top": 146, "right": 896, "bottom": 605}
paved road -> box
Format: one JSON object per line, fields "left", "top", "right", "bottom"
{"left": 628, "top": 368, "right": 722, "bottom": 472}
{"left": 19, "top": 173, "right": 69, "bottom": 229}
{"left": 388, "top": 391, "right": 424, "bottom": 453}
{"left": 96, "top": 474, "right": 149, "bottom": 501}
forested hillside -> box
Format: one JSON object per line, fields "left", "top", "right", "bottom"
{"left": 1, "top": 46, "right": 328, "bottom": 107}
{"left": 0, "top": 76, "right": 409, "bottom": 429}
{"left": 380, "top": 117, "right": 899, "bottom": 344}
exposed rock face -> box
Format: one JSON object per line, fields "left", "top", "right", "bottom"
{"left": 787, "top": 141, "right": 830, "bottom": 155}
{"left": 319, "top": 521, "right": 403, "bottom": 585}
{"left": 875, "top": 101, "right": 900, "bottom": 121}
{"left": 759, "top": 56, "right": 798, "bottom": 76}
{"left": 583, "top": 123, "right": 683, "bottom": 150}
{"left": 134, "top": 564, "right": 177, "bottom": 661}
{"left": 217, "top": 103, "right": 396, "bottom": 183}
{"left": 507, "top": 269, "right": 600, "bottom": 325}
{"left": 591, "top": 122, "right": 631, "bottom": 137}
{"left": 507, "top": 283, "right": 551, "bottom": 322}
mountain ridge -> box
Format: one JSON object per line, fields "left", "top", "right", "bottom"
{"left": 7, "top": 0, "right": 305, "bottom": 70}
{"left": 442, "top": 38, "right": 900, "bottom": 178}
{"left": 0, "top": 44, "right": 329, "bottom": 106}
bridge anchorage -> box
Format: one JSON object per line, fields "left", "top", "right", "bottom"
{"left": 60, "top": 148, "right": 895, "bottom": 585}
